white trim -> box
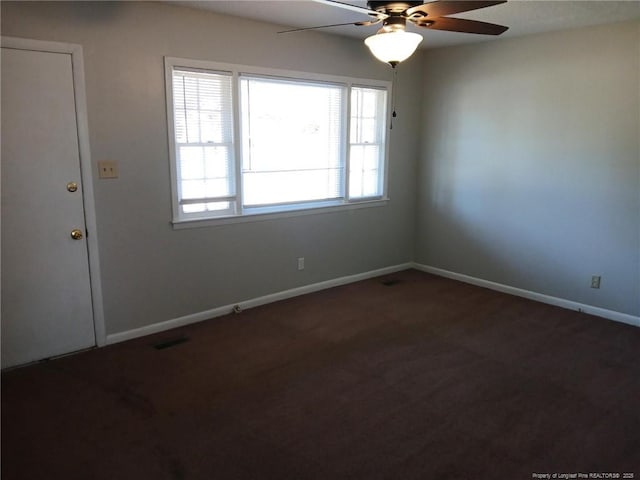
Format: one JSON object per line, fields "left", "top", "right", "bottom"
{"left": 1, "top": 36, "right": 107, "bottom": 346}
{"left": 70, "top": 42, "right": 107, "bottom": 346}
{"left": 163, "top": 56, "right": 182, "bottom": 223}
{"left": 171, "top": 197, "right": 388, "bottom": 229}
{"left": 231, "top": 69, "right": 243, "bottom": 215}
{"left": 1, "top": 36, "right": 76, "bottom": 55}
{"left": 413, "top": 263, "right": 640, "bottom": 328}
{"left": 106, "top": 263, "right": 412, "bottom": 345}
{"left": 164, "top": 57, "right": 391, "bottom": 91}
{"left": 343, "top": 80, "right": 352, "bottom": 201}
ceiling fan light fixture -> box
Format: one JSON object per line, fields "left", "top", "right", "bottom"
{"left": 364, "top": 30, "right": 423, "bottom": 67}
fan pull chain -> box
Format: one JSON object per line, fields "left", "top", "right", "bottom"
{"left": 390, "top": 66, "right": 398, "bottom": 130}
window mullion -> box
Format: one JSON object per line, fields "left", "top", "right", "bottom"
{"left": 344, "top": 84, "right": 352, "bottom": 202}
{"left": 232, "top": 71, "right": 243, "bottom": 215}
{"left": 378, "top": 90, "right": 385, "bottom": 195}
{"left": 381, "top": 85, "right": 390, "bottom": 197}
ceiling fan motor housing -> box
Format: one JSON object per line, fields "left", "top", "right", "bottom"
{"left": 381, "top": 15, "right": 407, "bottom": 32}
{"left": 367, "top": 1, "right": 423, "bottom": 14}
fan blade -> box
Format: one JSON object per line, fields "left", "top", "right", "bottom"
{"left": 407, "top": 1, "right": 506, "bottom": 19}
{"left": 278, "top": 19, "right": 380, "bottom": 34}
{"left": 415, "top": 16, "right": 508, "bottom": 35}
{"left": 310, "top": 0, "right": 384, "bottom": 17}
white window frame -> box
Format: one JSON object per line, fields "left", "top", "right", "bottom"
{"left": 164, "top": 57, "right": 391, "bottom": 228}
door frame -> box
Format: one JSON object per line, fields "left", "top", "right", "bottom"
{"left": 1, "top": 36, "right": 106, "bottom": 347}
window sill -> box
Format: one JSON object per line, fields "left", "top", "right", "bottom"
{"left": 171, "top": 198, "right": 389, "bottom": 230}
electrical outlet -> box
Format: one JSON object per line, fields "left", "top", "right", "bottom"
{"left": 98, "top": 160, "right": 118, "bottom": 179}
{"left": 591, "top": 275, "right": 601, "bottom": 289}
{"left": 297, "top": 257, "right": 305, "bottom": 271}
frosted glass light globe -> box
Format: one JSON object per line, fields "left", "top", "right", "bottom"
{"left": 364, "top": 30, "right": 423, "bottom": 66}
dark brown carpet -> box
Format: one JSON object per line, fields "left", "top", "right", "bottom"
{"left": 2, "top": 269, "right": 639, "bottom": 479}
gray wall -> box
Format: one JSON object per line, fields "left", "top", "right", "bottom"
{"left": 2, "top": 1, "right": 422, "bottom": 335}
{"left": 416, "top": 21, "right": 640, "bottom": 317}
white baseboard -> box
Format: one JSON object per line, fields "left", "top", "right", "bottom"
{"left": 413, "top": 263, "right": 640, "bottom": 328}
{"left": 106, "top": 263, "right": 413, "bottom": 345}
{"left": 106, "top": 261, "right": 638, "bottom": 345}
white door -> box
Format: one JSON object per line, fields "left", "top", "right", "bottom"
{"left": 1, "top": 45, "right": 96, "bottom": 368}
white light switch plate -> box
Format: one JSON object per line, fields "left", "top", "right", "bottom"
{"left": 98, "top": 160, "right": 118, "bottom": 179}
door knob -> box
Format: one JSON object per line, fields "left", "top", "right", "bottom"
{"left": 67, "top": 182, "right": 78, "bottom": 193}
{"left": 70, "top": 229, "right": 84, "bottom": 240}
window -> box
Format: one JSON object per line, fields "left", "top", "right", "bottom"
{"left": 171, "top": 69, "right": 236, "bottom": 217}
{"left": 165, "top": 58, "right": 389, "bottom": 225}
{"left": 350, "top": 86, "right": 387, "bottom": 199}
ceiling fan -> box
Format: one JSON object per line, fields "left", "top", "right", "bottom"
{"left": 280, "top": 1, "right": 509, "bottom": 66}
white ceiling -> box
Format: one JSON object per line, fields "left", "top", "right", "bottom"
{"left": 171, "top": 0, "right": 640, "bottom": 49}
